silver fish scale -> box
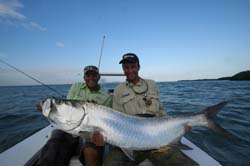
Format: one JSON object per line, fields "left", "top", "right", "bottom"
{"left": 84, "top": 104, "right": 198, "bottom": 150}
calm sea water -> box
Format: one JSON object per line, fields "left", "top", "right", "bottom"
{"left": 0, "top": 81, "right": 249, "bottom": 165}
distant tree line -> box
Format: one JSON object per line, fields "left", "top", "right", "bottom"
{"left": 218, "top": 70, "right": 250, "bottom": 81}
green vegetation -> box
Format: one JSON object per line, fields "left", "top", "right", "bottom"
{"left": 179, "top": 70, "right": 250, "bottom": 81}
{"left": 218, "top": 70, "right": 250, "bottom": 81}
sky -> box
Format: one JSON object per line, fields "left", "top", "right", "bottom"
{"left": 0, "top": 0, "right": 249, "bottom": 86}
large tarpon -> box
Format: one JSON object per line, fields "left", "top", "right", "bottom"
{"left": 41, "top": 97, "right": 228, "bottom": 159}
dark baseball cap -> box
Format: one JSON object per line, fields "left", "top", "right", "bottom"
{"left": 119, "top": 53, "right": 139, "bottom": 64}
{"left": 84, "top": 65, "right": 99, "bottom": 74}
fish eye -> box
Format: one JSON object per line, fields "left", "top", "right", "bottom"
{"left": 66, "top": 101, "right": 72, "bottom": 106}
{"left": 54, "top": 99, "right": 58, "bottom": 104}
{"left": 50, "top": 100, "right": 53, "bottom": 109}
{"left": 55, "top": 99, "right": 63, "bottom": 105}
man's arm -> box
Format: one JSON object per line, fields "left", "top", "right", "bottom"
{"left": 67, "top": 83, "right": 77, "bottom": 99}
{"left": 103, "top": 95, "right": 112, "bottom": 108}
{"left": 92, "top": 130, "right": 105, "bottom": 146}
{"left": 153, "top": 80, "right": 166, "bottom": 116}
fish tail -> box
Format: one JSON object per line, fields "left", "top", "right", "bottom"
{"left": 202, "top": 101, "right": 227, "bottom": 118}
{"left": 202, "top": 101, "right": 235, "bottom": 139}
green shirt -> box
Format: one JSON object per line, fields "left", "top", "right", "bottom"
{"left": 112, "top": 78, "right": 165, "bottom": 116}
{"left": 67, "top": 82, "right": 112, "bottom": 107}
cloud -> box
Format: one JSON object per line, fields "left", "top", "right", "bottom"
{"left": 56, "top": 41, "right": 65, "bottom": 48}
{"left": 0, "top": 0, "right": 25, "bottom": 20}
{"left": 0, "top": 0, "right": 47, "bottom": 31}
{"left": 22, "top": 21, "right": 47, "bottom": 31}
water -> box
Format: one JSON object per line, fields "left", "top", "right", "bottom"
{"left": 0, "top": 81, "right": 250, "bottom": 165}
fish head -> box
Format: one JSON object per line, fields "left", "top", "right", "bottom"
{"left": 41, "top": 97, "right": 83, "bottom": 116}
{"left": 41, "top": 98, "right": 88, "bottom": 132}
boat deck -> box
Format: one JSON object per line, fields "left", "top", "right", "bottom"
{"left": 0, "top": 125, "right": 221, "bottom": 166}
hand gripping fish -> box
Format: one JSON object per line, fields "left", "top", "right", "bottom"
{"left": 40, "top": 97, "right": 228, "bottom": 160}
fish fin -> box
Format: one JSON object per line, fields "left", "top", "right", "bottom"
{"left": 207, "top": 121, "right": 229, "bottom": 136}
{"left": 203, "top": 101, "right": 236, "bottom": 139}
{"left": 203, "top": 102, "right": 239, "bottom": 141}
{"left": 208, "top": 121, "right": 246, "bottom": 144}
{"left": 207, "top": 121, "right": 241, "bottom": 142}
{"left": 203, "top": 102, "right": 243, "bottom": 143}
{"left": 203, "top": 101, "right": 227, "bottom": 118}
{"left": 169, "top": 139, "right": 193, "bottom": 150}
{"left": 121, "top": 148, "right": 135, "bottom": 161}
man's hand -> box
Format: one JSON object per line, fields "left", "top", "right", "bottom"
{"left": 36, "top": 103, "right": 42, "bottom": 111}
{"left": 184, "top": 124, "right": 192, "bottom": 133}
{"left": 92, "top": 130, "right": 104, "bottom": 146}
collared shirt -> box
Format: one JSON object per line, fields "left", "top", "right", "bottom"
{"left": 67, "top": 82, "right": 112, "bottom": 107}
{"left": 112, "top": 78, "right": 165, "bottom": 116}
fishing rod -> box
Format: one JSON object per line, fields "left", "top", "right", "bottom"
{"left": 98, "top": 35, "right": 105, "bottom": 70}
{"left": 97, "top": 35, "right": 125, "bottom": 77}
{"left": 0, "top": 59, "right": 66, "bottom": 98}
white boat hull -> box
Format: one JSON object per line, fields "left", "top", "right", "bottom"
{"left": 0, "top": 125, "right": 221, "bottom": 166}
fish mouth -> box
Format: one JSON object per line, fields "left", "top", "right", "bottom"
{"left": 42, "top": 98, "right": 53, "bottom": 117}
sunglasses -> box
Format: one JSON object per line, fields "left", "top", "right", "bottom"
{"left": 85, "top": 72, "right": 99, "bottom": 77}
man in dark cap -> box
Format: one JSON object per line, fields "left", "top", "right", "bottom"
{"left": 37, "top": 65, "right": 111, "bottom": 166}
{"left": 68, "top": 65, "right": 112, "bottom": 166}
{"left": 102, "top": 53, "right": 165, "bottom": 166}
{"left": 113, "top": 53, "right": 165, "bottom": 116}
{"left": 103, "top": 53, "right": 193, "bottom": 166}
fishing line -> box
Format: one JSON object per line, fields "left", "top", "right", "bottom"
{"left": 0, "top": 59, "right": 66, "bottom": 98}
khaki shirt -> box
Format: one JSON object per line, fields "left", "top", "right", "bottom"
{"left": 112, "top": 78, "right": 165, "bottom": 116}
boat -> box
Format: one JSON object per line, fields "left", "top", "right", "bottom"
{"left": 0, "top": 124, "right": 222, "bottom": 166}
{"left": 0, "top": 38, "right": 222, "bottom": 166}
{"left": 0, "top": 70, "right": 223, "bottom": 166}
